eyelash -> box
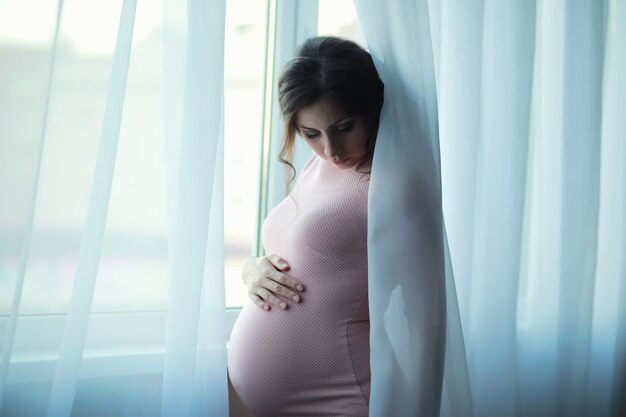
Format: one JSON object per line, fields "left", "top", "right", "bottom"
{"left": 336, "top": 122, "right": 354, "bottom": 132}
{"left": 303, "top": 122, "right": 354, "bottom": 139}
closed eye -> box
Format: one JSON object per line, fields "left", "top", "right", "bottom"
{"left": 335, "top": 121, "right": 354, "bottom": 132}
{"left": 302, "top": 130, "right": 319, "bottom": 138}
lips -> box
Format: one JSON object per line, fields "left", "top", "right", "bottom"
{"left": 332, "top": 157, "right": 350, "bottom": 165}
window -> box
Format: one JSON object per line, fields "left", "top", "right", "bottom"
{"left": 0, "top": 0, "right": 270, "bottom": 381}
{"left": 223, "top": 0, "right": 268, "bottom": 308}
{"left": 0, "top": 0, "right": 268, "bottom": 314}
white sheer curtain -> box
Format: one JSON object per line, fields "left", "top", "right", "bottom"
{"left": 0, "top": 0, "right": 228, "bottom": 416}
{"left": 355, "top": 0, "right": 626, "bottom": 416}
{"left": 2, "top": 0, "right": 625, "bottom": 416}
{"left": 160, "top": 0, "right": 227, "bottom": 415}
{"left": 354, "top": 0, "right": 470, "bottom": 416}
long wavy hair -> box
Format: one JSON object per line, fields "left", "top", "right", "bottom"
{"left": 276, "top": 35, "right": 384, "bottom": 195}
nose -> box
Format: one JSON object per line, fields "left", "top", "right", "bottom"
{"left": 323, "top": 135, "right": 344, "bottom": 160}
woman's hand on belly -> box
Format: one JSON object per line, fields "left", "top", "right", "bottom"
{"left": 242, "top": 254, "right": 305, "bottom": 311}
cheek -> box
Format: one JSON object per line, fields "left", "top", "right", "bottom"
{"left": 349, "top": 128, "right": 369, "bottom": 152}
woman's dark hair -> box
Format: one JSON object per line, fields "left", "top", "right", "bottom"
{"left": 277, "top": 35, "right": 384, "bottom": 194}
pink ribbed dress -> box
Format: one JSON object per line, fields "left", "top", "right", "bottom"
{"left": 227, "top": 153, "right": 371, "bottom": 417}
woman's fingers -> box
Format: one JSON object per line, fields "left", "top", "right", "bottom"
{"left": 252, "top": 287, "right": 288, "bottom": 310}
{"left": 248, "top": 292, "right": 270, "bottom": 311}
{"left": 267, "top": 266, "right": 305, "bottom": 293}
{"left": 265, "top": 274, "right": 301, "bottom": 303}
{"left": 265, "top": 254, "right": 305, "bottom": 291}
{"left": 244, "top": 254, "right": 305, "bottom": 312}
{"left": 267, "top": 254, "right": 291, "bottom": 271}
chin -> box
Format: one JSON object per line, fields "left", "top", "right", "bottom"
{"left": 335, "top": 164, "right": 353, "bottom": 169}
{"left": 329, "top": 157, "right": 353, "bottom": 168}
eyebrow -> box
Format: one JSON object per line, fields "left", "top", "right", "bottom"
{"left": 298, "top": 117, "right": 354, "bottom": 132}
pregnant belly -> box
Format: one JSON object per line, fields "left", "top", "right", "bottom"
{"left": 227, "top": 299, "right": 370, "bottom": 417}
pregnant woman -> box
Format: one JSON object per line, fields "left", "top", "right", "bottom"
{"left": 227, "top": 35, "right": 384, "bottom": 417}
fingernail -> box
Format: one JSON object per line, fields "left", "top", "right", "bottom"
{"left": 263, "top": 305, "right": 269, "bottom": 311}
{"left": 297, "top": 284, "right": 304, "bottom": 291}
{"left": 280, "top": 263, "right": 288, "bottom": 268}
{"left": 293, "top": 295, "right": 299, "bottom": 302}
{"left": 280, "top": 302, "right": 286, "bottom": 309}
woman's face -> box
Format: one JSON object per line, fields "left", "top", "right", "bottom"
{"left": 295, "top": 96, "right": 369, "bottom": 169}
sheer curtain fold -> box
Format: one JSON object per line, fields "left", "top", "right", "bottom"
{"left": 193, "top": 104, "right": 227, "bottom": 416}
{"left": 0, "top": 0, "right": 64, "bottom": 412}
{"left": 441, "top": 0, "right": 624, "bottom": 415}
{"left": 517, "top": 2, "right": 564, "bottom": 416}
{"left": 46, "top": 1, "right": 138, "bottom": 416}
{"left": 1, "top": 0, "right": 228, "bottom": 415}
{"left": 437, "top": 0, "right": 483, "bottom": 337}
{"left": 466, "top": 1, "right": 536, "bottom": 416}
{"left": 556, "top": 2, "right": 605, "bottom": 416}
{"left": 355, "top": 0, "right": 625, "bottom": 416}
{"left": 161, "top": 0, "right": 227, "bottom": 416}
{"left": 610, "top": 0, "right": 626, "bottom": 409}
{"left": 591, "top": 1, "right": 626, "bottom": 416}
{"left": 354, "top": 1, "right": 471, "bottom": 416}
